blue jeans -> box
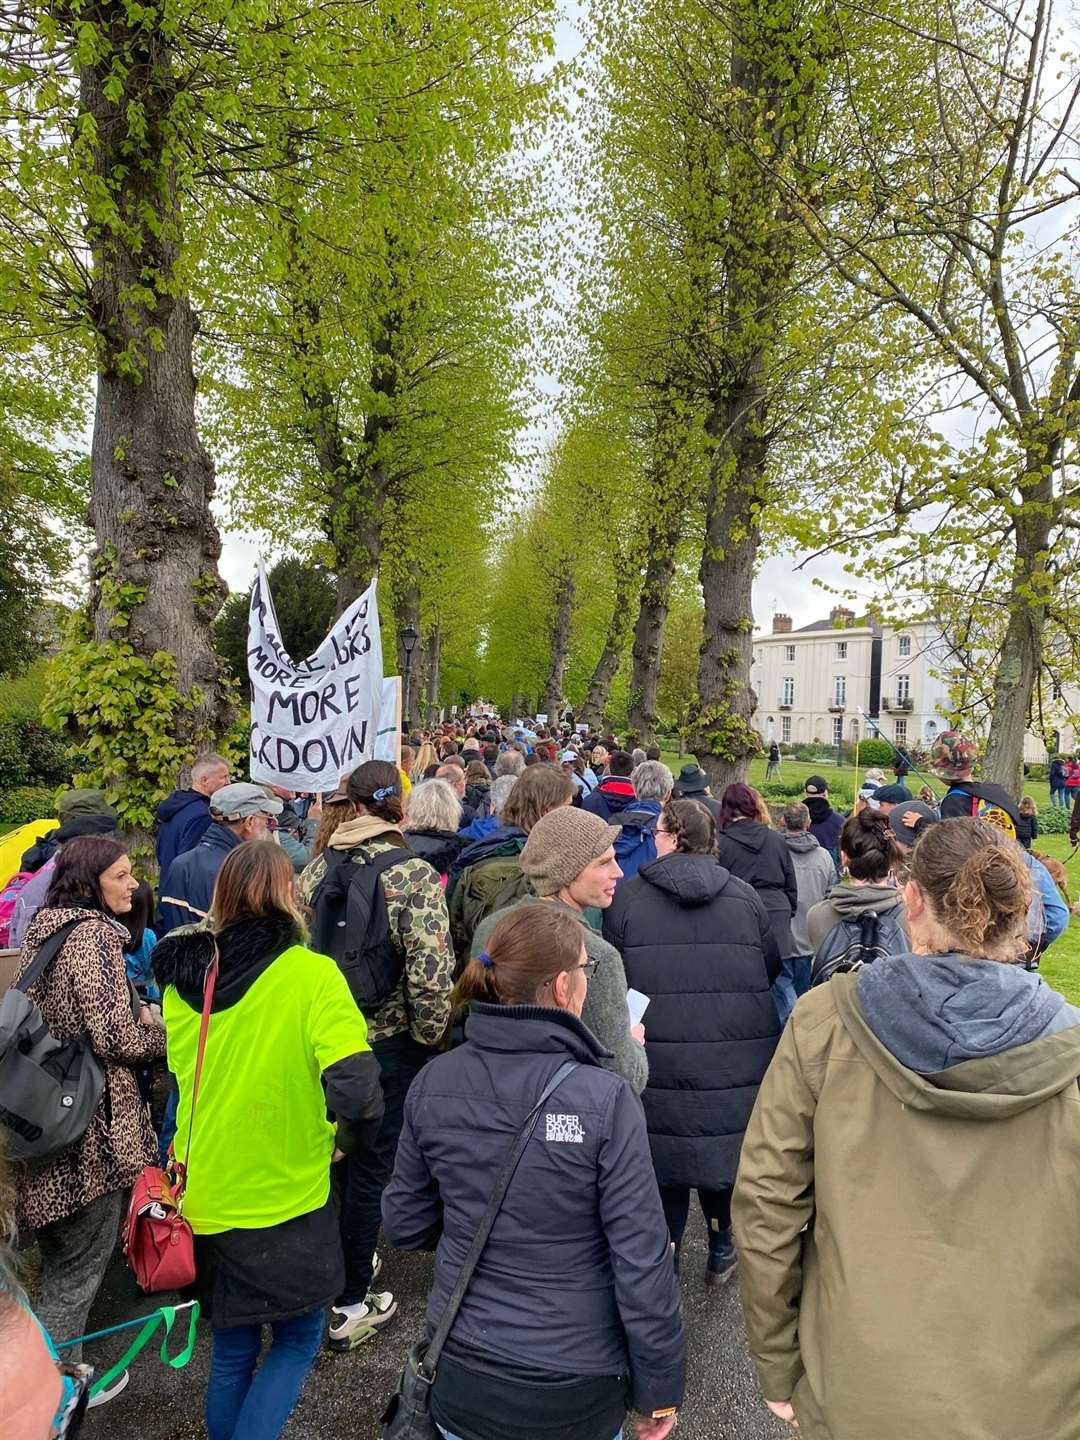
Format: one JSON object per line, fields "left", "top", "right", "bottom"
{"left": 1052, "top": 786, "right": 1068, "bottom": 808}
{"left": 772, "top": 956, "right": 812, "bottom": 1025}
{"left": 206, "top": 1309, "right": 324, "bottom": 1440}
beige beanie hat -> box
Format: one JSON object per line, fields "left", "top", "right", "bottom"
{"left": 520, "top": 808, "right": 621, "bottom": 896}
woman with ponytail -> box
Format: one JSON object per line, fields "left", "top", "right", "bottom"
{"left": 734, "top": 817, "right": 1080, "bottom": 1439}
{"left": 383, "top": 903, "right": 686, "bottom": 1440}
{"left": 298, "top": 760, "right": 454, "bottom": 1353}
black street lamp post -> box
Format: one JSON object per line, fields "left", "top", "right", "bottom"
{"left": 400, "top": 623, "right": 420, "bottom": 730}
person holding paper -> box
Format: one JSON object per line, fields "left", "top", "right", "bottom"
{"left": 603, "top": 799, "right": 780, "bottom": 1287}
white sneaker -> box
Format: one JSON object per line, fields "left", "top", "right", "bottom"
{"left": 372, "top": 1250, "right": 382, "bottom": 1282}
{"left": 87, "top": 1369, "right": 130, "bottom": 1407}
{"left": 328, "top": 1290, "right": 398, "bottom": 1351}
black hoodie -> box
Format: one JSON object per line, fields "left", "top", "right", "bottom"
{"left": 604, "top": 852, "right": 781, "bottom": 1188}
{"left": 715, "top": 820, "right": 800, "bottom": 959}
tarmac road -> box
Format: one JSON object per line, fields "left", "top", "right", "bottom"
{"left": 79, "top": 1207, "right": 788, "bottom": 1440}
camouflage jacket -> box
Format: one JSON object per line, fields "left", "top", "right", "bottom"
{"left": 300, "top": 831, "right": 453, "bottom": 1048}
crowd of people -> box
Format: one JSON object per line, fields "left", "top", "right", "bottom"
{"left": 1, "top": 715, "right": 1079, "bottom": 1440}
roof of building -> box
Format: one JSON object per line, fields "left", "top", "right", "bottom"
{"left": 794, "top": 614, "right": 871, "bottom": 633}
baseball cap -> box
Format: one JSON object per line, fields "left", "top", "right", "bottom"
{"left": 559, "top": 750, "right": 578, "bottom": 763}
{"left": 804, "top": 775, "right": 829, "bottom": 796}
{"left": 210, "top": 783, "right": 284, "bottom": 820}
{"left": 889, "top": 800, "right": 940, "bottom": 849}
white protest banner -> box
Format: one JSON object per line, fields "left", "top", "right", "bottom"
{"left": 248, "top": 562, "right": 383, "bottom": 791}
{"left": 374, "top": 676, "right": 402, "bottom": 765}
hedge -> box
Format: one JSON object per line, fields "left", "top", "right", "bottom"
{"left": 0, "top": 720, "right": 72, "bottom": 791}
{"left": 0, "top": 786, "right": 57, "bottom": 825}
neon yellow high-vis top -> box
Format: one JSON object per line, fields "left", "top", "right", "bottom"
{"left": 163, "top": 943, "right": 369, "bottom": 1234}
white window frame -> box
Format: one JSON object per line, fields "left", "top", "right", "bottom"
{"left": 781, "top": 715, "right": 792, "bottom": 742}
{"left": 833, "top": 675, "right": 846, "bottom": 707}
{"left": 782, "top": 676, "right": 794, "bottom": 706}
{"left": 832, "top": 717, "right": 844, "bottom": 745}
{"left": 895, "top": 719, "right": 908, "bottom": 745}
{"left": 896, "top": 673, "right": 910, "bottom": 701}
{"left": 835, "top": 641, "right": 848, "bottom": 660}
{"left": 898, "top": 635, "right": 912, "bottom": 657}
{"left": 784, "top": 644, "right": 796, "bottom": 663}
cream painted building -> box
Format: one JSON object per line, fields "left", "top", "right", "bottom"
{"left": 751, "top": 606, "right": 1075, "bottom": 764}
{"left": 750, "top": 607, "right": 952, "bottom": 754}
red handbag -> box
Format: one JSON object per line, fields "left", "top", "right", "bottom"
{"left": 123, "top": 953, "right": 217, "bottom": 1294}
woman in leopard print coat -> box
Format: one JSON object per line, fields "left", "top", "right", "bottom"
{"left": 13, "top": 835, "right": 165, "bottom": 1367}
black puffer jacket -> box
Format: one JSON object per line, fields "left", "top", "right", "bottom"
{"left": 406, "top": 827, "right": 465, "bottom": 876}
{"left": 603, "top": 853, "right": 780, "bottom": 1189}
{"left": 382, "top": 1005, "right": 686, "bottom": 1417}
{"left": 716, "top": 820, "right": 799, "bottom": 959}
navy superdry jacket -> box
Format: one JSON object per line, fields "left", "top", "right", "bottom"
{"left": 381, "top": 1004, "right": 686, "bottom": 1416}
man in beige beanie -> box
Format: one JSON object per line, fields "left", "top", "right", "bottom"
{"left": 471, "top": 807, "right": 648, "bottom": 1093}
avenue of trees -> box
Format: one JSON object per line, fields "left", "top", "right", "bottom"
{"left": 0, "top": 0, "right": 1075, "bottom": 804}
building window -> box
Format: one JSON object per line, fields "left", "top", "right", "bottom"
{"left": 898, "top": 635, "right": 911, "bottom": 657}
{"left": 897, "top": 673, "right": 910, "bottom": 701}
{"left": 835, "top": 641, "right": 847, "bottom": 660}
{"left": 895, "top": 719, "right": 908, "bottom": 745}
{"left": 850, "top": 719, "right": 860, "bottom": 743}
{"left": 782, "top": 676, "right": 794, "bottom": 706}
{"left": 833, "top": 675, "right": 846, "bottom": 707}
{"left": 781, "top": 716, "right": 792, "bottom": 742}
{"left": 832, "top": 717, "right": 844, "bottom": 746}
{"left": 784, "top": 644, "right": 796, "bottom": 663}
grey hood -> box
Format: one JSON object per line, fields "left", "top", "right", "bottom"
{"left": 822, "top": 882, "right": 903, "bottom": 918}
{"left": 857, "top": 951, "right": 1080, "bottom": 1075}
{"left": 784, "top": 831, "right": 822, "bottom": 855}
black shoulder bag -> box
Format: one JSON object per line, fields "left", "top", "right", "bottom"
{"left": 381, "top": 1059, "right": 579, "bottom": 1439}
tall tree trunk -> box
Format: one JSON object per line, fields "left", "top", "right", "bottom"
{"left": 580, "top": 572, "right": 634, "bottom": 729}
{"left": 626, "top": 509, "right": 682, "bottom": 744}
{"left": 83, "top": 31, "right": 228, "bottom": 741}
{"left": 541, "top": 571, "right": 575, "bottom": 721}
{"left": 395, "top": 582, "right": 423, "bottom": 729}
{"left": 982, "top": 482, "right": 1052, "bottom": 796}
{"left": 424, "top": 622, "right": 442, "bottom": 726}
{"left": 690, "top": 394, "right": 766, "bottom": 792}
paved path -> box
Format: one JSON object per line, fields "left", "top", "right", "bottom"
{"left": 80, "top": 1210, "right": 787, "bottom": 1439}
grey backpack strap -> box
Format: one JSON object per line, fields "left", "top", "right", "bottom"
{"left": 14, "top": 918, "right": 92, "bottom": 994}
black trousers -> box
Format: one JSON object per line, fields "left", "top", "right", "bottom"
{"left": 336, "top": 1032, "right": 431, "bottom": 1307}
{"left": 659, "top": 1183, "right": 732, "bottom": 1248}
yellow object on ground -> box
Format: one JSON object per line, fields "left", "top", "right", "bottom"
{"left": 0, "top": 818, "right": 56, "bottom": 887}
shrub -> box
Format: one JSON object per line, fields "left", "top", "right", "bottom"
{"left": 0, "top": 720, "right": 73, "bottom": 791}
{"left": 853, "top": 738, "right": 895, "bottom": 766}
{"left": 1037, "top": 804, "right": 1070, "bottom": 835}
{"left": 1025, "top": 763, "right": 1048, "bottom": 781}
{"left": 0, "top": 724, "right": 28, "bottom": 789}
{"left": 0, "top": 786, "right": 56, "bottom": 824}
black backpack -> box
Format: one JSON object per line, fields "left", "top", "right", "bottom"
{"left": 0, "top": 917, "right": 105, "bottom": 1161}
{"left": 811, "top": 908, "right": 907, "bottom": 987}
{"left": 310, "top": 848, "right": 406, "bottom": 1012}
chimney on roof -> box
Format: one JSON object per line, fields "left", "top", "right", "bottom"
{"left": 772, "top": 614, "right": 793, "bottom": 634}
{"left": 830, "top": 605, "right": 856, "bottom": 628}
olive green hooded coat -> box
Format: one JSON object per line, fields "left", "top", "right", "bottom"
{"left": 733, "top": 967, "right": 1080, "bottom": 1440}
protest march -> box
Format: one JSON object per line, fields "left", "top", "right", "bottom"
{"left": 3, "top": 560, "right": 1080, "bottom": 1440}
